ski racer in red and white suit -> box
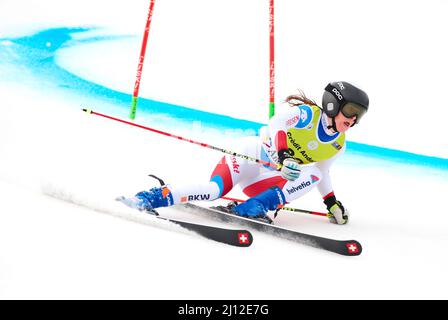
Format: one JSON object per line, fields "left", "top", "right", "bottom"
{"left": 123, "top": 82, "right": 369, "bottom": 225}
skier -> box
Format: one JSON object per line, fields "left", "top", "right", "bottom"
{"left": 121, "top": 81, "right": 369, "bottom": 225}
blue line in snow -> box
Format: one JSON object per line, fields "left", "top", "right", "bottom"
{"left": 1, "top": 27, "right": 447, "bottom": 170}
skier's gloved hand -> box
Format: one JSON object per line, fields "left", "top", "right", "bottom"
{"left": 324, "top": 195, "right": 349, "bottom": 225}
{"left": 278, "top": 149, "right": 301, "bottom": 181}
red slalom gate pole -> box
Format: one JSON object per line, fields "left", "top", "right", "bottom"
{"left": 269, "top": 0, "right": 275, "bottom": 119}
{"left": 221, "top": 196, "right": 329, "bottom": 217}
{"left": 83, "top": 109, "right": 279, "bottom": 170}
{"left": 130, "top": 0, "right": 157, "bottom": 120}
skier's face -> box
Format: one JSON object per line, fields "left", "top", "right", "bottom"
{"left": 334, "top": 112, "right": 356, "bottom": 133}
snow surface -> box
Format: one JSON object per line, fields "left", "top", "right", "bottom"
{"left": 1, "top": 0, "right": 447, "bottom": 299}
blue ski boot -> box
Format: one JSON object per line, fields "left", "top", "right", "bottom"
{"left": 118, "top": 186, "right": 173, "bottom": 214}
{"left": 233, "top": 186, "right": 286, "bottom": 223}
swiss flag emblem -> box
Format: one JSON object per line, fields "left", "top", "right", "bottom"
{"left": 346, "top": 242, "right": 360, "bottom": 254}
{"left": 238, "top": 233, "right": 250, "bottom": 245}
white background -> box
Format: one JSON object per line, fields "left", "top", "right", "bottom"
{"left": 0, "top": 0, "right": 447, "bottom": 299}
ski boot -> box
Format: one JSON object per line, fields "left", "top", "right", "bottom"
{"left": 214, "top": 186, "right": 287, "bottom": 224}
{"left": 116, "top": 186, "right": 173, "bottom": 215}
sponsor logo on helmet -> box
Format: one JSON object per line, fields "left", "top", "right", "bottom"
{"left": 332, "top": 88, "right": 344, "bottom": 101}
{"left": 337, "top": 82, "right": 345, "bottom": 90}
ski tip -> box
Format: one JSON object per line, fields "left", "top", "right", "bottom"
{"left": 343, "top": 240, "right": 363, "bottom": 256}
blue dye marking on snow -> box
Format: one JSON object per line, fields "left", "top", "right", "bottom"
{"left": 1, "top": 28, "right": 447, "bottom": 170}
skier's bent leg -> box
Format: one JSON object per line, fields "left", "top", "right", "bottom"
{"left": 127, "top": 137, "right": 261, "bottom": 212}
{"left": 209, "top": 146, "right": 262, "bottom": 199}
{"left": 233, "top": 186, "right": 287, "bottom": 218}
{"left": 281, "top": 166, "right": 323, "bottom": 203}
{"left": 233, "top": 166, "right": 323, "bottom": 218}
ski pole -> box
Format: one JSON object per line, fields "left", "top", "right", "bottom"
{"left": 130, "top": 0, "right": 157, "bottom": 120}
{"left": 82, "top": 109, "right": 279, "bottom": 170}
{"left": 221, "top": 196, "right": 329, "bottom": 217}
{"left": 269, "top": 0, "right": 275, "bottom": 119}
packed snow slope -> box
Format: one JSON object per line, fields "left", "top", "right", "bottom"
{"left": 1, "top": 0, "right": 447, "bottom": 299}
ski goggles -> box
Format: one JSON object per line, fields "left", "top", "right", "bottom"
{"left": 340, "top": 102, "right": 367, "bottom": 124}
